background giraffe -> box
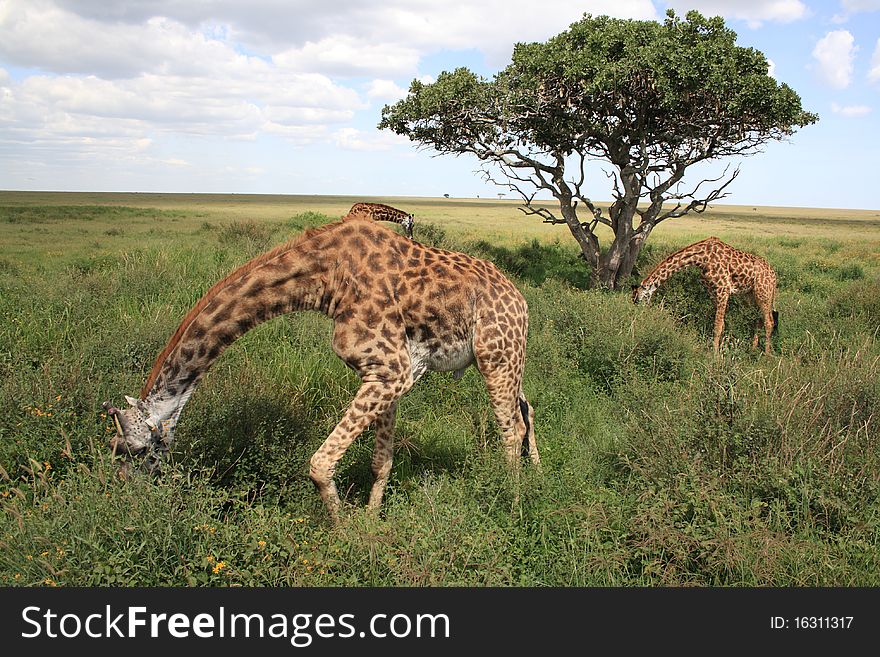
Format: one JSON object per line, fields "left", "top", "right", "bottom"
{"left": 631, "top": 236, "right": 779, "bottom": 354}
{"left": 103, "top": 214, "right": 538, "bottom": 521}
{"left": 348, "top": 202, "right": 414, "bottom": 238}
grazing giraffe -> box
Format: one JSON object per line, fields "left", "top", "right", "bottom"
{"left": 631, "top": 236, "right": 779, "bottom": 354}
{"left": 348, "top": 202, "right": 415, "bottom": 239}
{"left": 103, "top": 213, "right": 538, "bottom": 521}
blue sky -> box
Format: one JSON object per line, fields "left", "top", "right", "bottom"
{"left": 1, "top": 0, "right": 878, "bottom": 210}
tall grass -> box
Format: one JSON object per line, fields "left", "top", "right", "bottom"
{"left": 1, "top": 198, "right": 879, "bottom": 586}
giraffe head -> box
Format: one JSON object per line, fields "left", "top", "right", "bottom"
{"left": 102, "top": 396, "right": 171, "bottom": 476}
{"left": 631, "top": 282, "right": 657, "bottom": 304}
{"left": 402, "top": 213, "right": 414, "bottom": 238}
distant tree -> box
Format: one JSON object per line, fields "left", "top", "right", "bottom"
{"left": 380, "top": 10, "right": 817, "bottom": 288}
{"left": 444, "top": 193, "right": 450, "bottom": 198}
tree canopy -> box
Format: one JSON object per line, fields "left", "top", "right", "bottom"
{"left": 380, "top": 10, "right": 817, "bottom": 288}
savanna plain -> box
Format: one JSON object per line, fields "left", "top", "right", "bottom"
{"left": 1, "top": 191, "right": 878, "bottom": 586}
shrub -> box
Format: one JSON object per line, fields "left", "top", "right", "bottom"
{"left": 828, "top": 278, "right": 880, "bottom": 327}
{"left": 217, "top": 220, "right": 274, "bottom": 254}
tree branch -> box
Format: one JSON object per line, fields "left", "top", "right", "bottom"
{"left": 654, "top": 166, "right": 741, "bottom": 223}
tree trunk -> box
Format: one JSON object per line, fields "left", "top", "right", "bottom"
{"left": 594, "top": 234, "right": 648, "bottom": 289}
{"left": 556, "top": 194, "right": 600, "bottom": 273}
{"left": 552, "top": 186, "right": 656, "bottom": 290}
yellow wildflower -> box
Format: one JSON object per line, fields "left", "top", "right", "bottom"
{"left": 212, "top": 561, "right": 226, "bottom": 574}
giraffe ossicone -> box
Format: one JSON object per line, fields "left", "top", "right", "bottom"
{"left": 103, "top": 215, "right": 538, "bottom": 520}
{"left": 632, "top": 236, "right": 779, "bottom": 354}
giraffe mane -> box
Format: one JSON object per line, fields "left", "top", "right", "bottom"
{"left": 139, "top": 220, "right": 342, "bottom": 397}
{"left": 642, "top": 236, "right": 720, "bottom": 282}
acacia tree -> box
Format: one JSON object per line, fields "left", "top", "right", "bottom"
{"left": 379, "top": 10, "right": 817, "bottom": 288}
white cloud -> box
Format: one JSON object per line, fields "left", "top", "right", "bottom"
{"left": 42, "top": 1, "right": 656, "bottom": 60}
{"left": 0, "top": 3, "right": 240, "bottom": 79}
{"left": 767, "top": 58, "right": 777, "bottom": 78}
{"left": 831, "top": 102, "right": 871, "bottom": 117}
{"left": 0, "top": 1, "right": 658, "bottom": 82}
{"left": 366, "top": 79, "right": 409, "bottom": 102}
{"left": 812, "top": 30, "right": 857, "bottom": 89}
{"left": 665, "top": 0, "right": 808, "bottom": 27}
{"left": 9, "top": 0, "right": 837, "bottom": 196}
{"left": 833, "top": 0, "right": 880, "bottom": 22}
{"left": 273, "top": 37, "right": 421, "bottom": 78}
{"left": 870, "top": 39, "right": 880, "bottom": 83}
{"left": 261, "top": 122, "right": 329, "bottom": 143}
{"left": 841, "top": 0, "right": 880, "bottom": 8}
{"left": 332, "top": 127, "right": 409, "bottom": 152}
{"left": 0, "top": 0, "right": 658, "bottom": 171}
{"left": 0, "top": 68, "right": 367, "bottom": 191}
{"left": 0, "top": 2, "right": 366, "bottom": 158}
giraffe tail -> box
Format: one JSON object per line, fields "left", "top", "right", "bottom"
{"left": 518, "top": 395, "right": 533, "bottom": 459}
{"left": 772, "top": 310, "right": 779, "bottom": 335}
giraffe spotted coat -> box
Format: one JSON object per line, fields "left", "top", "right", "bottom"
{"left": 632, "top": 236, "right": 779, "bottom": 354}
{"left": 103, "top": 212, "right": 538, "bottom": 521}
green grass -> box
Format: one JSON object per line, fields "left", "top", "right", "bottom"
{"left": 1, "top": 192, "right": 879, "bottom": 586}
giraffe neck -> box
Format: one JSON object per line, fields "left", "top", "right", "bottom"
{"left": 138, "top": 234, "right": 338, "bottom": 428}
{"left": 642, "top": 240, "right": 714, "bottom": 289}
{"left": 348, "top": 203, "right": 412, "bottom": 229}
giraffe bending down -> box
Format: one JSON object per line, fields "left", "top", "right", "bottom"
{"left": 348, "top": 202, "right": 414, "bottom": 239}
{"left": 103, "top": 214, "right": 538, "bottom": 521}
{"left": 631, "top": 236, "right": 779, "bottom": 354}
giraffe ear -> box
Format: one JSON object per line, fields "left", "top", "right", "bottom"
{"left": 125, "top": 395, "right": 140, "bottom": 408}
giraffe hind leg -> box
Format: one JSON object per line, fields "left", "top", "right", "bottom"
{"left": 366, "top": 402, "right": 397, "bottom": 513}
{"left": 482, "top": 369, "right": 524, "bottom": 469}
{"left": 756, "top": 290, "right": 776, "bottom": 355}
{"left": 763, "top": 307, "right": 775, "bottom": 355}
{"left": 476, "top": 356, "right": 538, "bottom": 472}
{"left": 472, "top": 306, "right": 537, "bottom": 514}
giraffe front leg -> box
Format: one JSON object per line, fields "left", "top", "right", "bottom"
{"left": 713, "top": 295, "right": 729, "bottom": 354}
{"left": 309, "top": 381, "right": 405, "bottom": 522}
{"left": 367, "top": 402, "right": 397, "bottom": 513}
